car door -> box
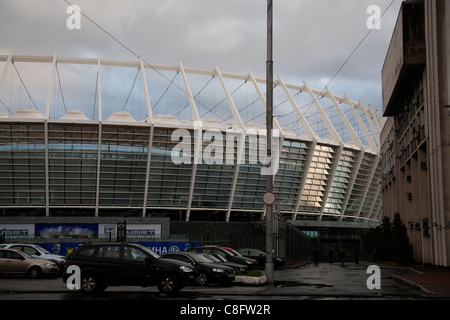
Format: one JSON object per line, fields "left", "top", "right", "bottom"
{"left": 1, "top": 250, "right": 28, "bottom": 274}
{"left": 122, "top": 244, "right": 155, "bottom": 285}
{"left": 96, "top": 244, "right": 126, "bottom": 285}
{"left": 0, "top": 250, "right": 6, "bottom": 272}
{"left": 248, "top": 249, "right": 265, "bottom": 266}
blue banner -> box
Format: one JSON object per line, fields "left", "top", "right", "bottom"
{"left": 36, "top": 241, "right": 200, "bottom": 257}
{"left": 35, "top": 223, "right": 98, "bottom": 239}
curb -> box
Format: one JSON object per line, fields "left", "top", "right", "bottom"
{"left": 284, "top": 261, "right": 312, "bottom": 269}
{"left": 233, "top": 275, "right": 267, "bottom": 286}
{"left": 391, "top": 274, "right": 438, "bottom": 296}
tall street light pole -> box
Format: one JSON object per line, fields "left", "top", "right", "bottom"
{"left": 265, "top": 0, "right": 274, "bottom": 284}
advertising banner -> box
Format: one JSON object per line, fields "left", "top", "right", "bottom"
{"left": 98, "top": 224, "right": 162, "bottom": 240}
{"left": 35, "top": 223, "right": 98, "bottom": 239}
{"left": 0, "top": 224, "right": 35, "bottom": 239}
{"left": 36, "top": 241, "right": 200, "bottom": 257}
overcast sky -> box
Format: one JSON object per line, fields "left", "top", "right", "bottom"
{"left": 0, "top": 0, "right": 403, "bottom": 137}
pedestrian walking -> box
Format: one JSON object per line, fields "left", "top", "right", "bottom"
{"left": 313, "top": 247, "right": 319, "bottom": 266}
{"left": 339, "top": 249, "right": 346, "bottom": 266}
{"left": 354, "top": 248, "right": 360, "bottom": 265}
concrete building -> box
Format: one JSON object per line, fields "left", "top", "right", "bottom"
{"left": 381, "top": 0, "right": 450, "bottom": 266}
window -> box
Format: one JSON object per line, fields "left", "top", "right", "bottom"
{"left": 166, "top": 254, "right": 192, "bottom": 264}
{"left": 213, "top": 249, "right": 228, "bottom": 258}
{"left": 248, "top": 250, "right": 261, "bottom": 256}
{"left": 77, "top": 246, "right": 98, "bottom": 257}
{"left": 4, "top": 250, "right": 23, "bottom": 260}
{"left": 123, "top": 246, "right": 147, "bottom": 262}
{"left": 104, "top": 246, "right": 121, "bottom": 259}
{"left": 22, "top": 246, "right": 40, "bottom": 256}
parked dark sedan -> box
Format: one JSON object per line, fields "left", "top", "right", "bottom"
{"left": 201, "top": 254, "right": 249, "bottom": 274}
{"left": 161, "top": 252, "right": 235, "bottom": 285}
{"left": 62, "top": 242, "right": 197, "bottom": 294}
{"left": 236, "top": 248, "right": 285, "bottom": 269}
{"left": 186, "top": 245, "right": 259, "bottom": 270}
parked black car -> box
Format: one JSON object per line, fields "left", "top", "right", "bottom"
{"left": 161, "top": 252, "right": 235, "bottom": 285}
{"left": 186, "top": 245, "right": 259, "bottom": 270}
{"left": 201, "top": 253, "right": 249, "bottom": 274}
{"left": 236, "top": 248, "right": 285, "bottom": 269}
{"left": 62, "top": 242, "right": 197, "bottom": 294}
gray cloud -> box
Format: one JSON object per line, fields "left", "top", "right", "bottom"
{"left": 0, "top": 0, "right": 402, "bottom": 121}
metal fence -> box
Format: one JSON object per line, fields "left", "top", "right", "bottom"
{"left": 170, "top": 221, "right": 312, "bottom": 264}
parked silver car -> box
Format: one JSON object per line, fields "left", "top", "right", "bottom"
{"left": 0, "top": 244, "right": 66, "bottom": 273}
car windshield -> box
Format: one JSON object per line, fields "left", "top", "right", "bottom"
{"left": 132, "top": 244, "right": 160, "bottom": 259}
{"left": 190, "top": 253, "right": 216, "bottom": 263}
{"left": 202, "top": 254, "right": 220, "bottom": 263}
{"left": 19, "top": 251, "right": 33, "bottom": 259}
{"left": 212, "top": 254, "right": 228, "bottom": 262}
{"left": 227, "top": 248, "right": 242, "bottom": 256}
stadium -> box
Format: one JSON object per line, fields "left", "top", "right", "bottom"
{"left": 0, "top": 53, "right": 383, "bottom": 228}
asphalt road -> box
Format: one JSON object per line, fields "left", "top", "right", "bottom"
{"left": 0, "top": 261, "right": 439, "bottom": 300}
{"left": 2, "top": 261, "right": 449, "bottom": 319}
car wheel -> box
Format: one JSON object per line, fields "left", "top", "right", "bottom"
{"left": 197, "top": 272, "right": 210, "bottom": 286}
{"left": 80, "top": 272, "right": 101, "bottom": 294}
{"left": 157, "top": 273, "right": 181, "bottom": 294}
{"left": 28, "top": 267, "right": 42, "bottom": 279}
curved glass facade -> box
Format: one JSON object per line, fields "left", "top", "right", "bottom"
{"left": 0, "top": 120, "right": 382, "bottom": 223}
{"left": 0, "top": 54, "right": 383, "bottom": 224}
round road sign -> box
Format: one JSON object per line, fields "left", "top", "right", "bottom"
{"left": 262, "top": 191, "right": 276, "bottom": 206}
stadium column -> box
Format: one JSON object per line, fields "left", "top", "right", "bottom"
{"left": 322, "top": 86, "right": 366, "bottom": 221}
{"left": 355, "top": 153, "right": 380, "bottom": 220}
{"left": 344, "top": 92, "right": 378, "bottom": 151}
{"left": 143, "top": 125, "right": 154, "bottom": 217}
{"left": 293, "top": 139, "right": 316, "bottom": 221}
{"left": 277, "top": 75, "right": 318, "bottom": 221}
{"left": 215, "top": 65, "right": 245, "bottom": 130}
{"left": 303, "top": 81, "right": 345, "bottom": 222}
{"left": 367, "top": 183, "right": 382, "bottom": 221}
{"left": 95, "top": 53, "right": 103, "bottom": 217}
{"left": 226, "top": 129, "right": 245, "bottom": 222}
{"left": 318, "top": 145, "right": 343, "bottom": 222}
{"left": 326, "top": 86, "right": 365, "bottom": 150}
{"left": 44, "top": 52, "right": 58, "bottom": 216}
{"left": 179, "top": 61, "right": 201, "bottom": 221}
{"left": 0, "top": 52, "right": 12, "bottom": 102}
{"left": 358, "top": 99, "right": 380, "bottom": 147}
{"left": 140, "top": 58, "right": 154, "bottom": 217}
{"left": 215, "top": 65, "right": 246, "bottom": 222}
{"left": 249, "top": 70, "right": 284, "bottom": 135}
{"left": 303, "top": 80, "right": 342, "bottom": 145}
{"left": 278, "top": 76, "right": 317, "bottom": 140}
{"left": 339, "top": 150, "right": 364, "bottom": 222}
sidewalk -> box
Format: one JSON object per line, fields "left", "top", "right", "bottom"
{"left": 284, "top": 260, "right": 450, "bottom": 299}
{"left": 390, "top": 264, "right": 450, "bottom": 298}
{"left": 344, "top": 260, "right": 450, "bottom": 298}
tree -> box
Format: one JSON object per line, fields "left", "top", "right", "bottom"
{"left": 391, "top": 213, "right": 414, "bottom": 264}
{"left": 364, "top": 213, "right": 414, "bottom": 264}
{"left": 378, "top": 216, "right": 393, "bottom": 261}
